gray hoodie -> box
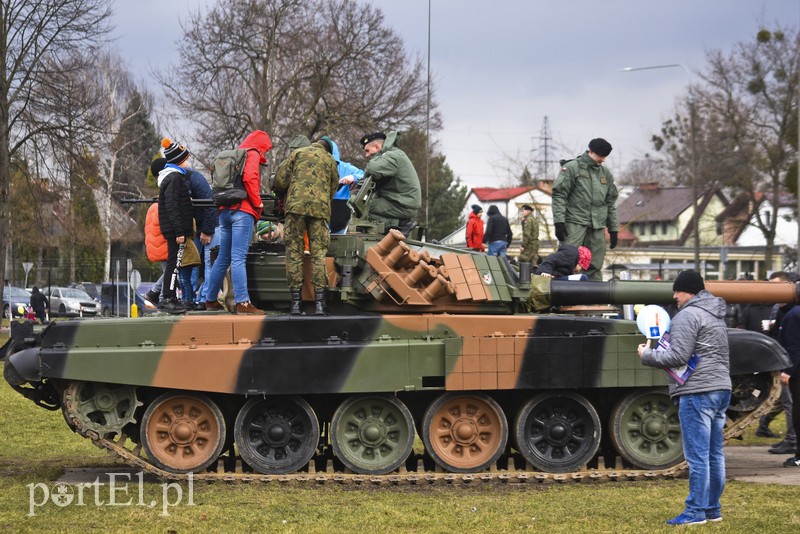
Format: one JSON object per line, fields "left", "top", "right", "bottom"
{"left": 641, "top": 290, "right": 732, "bottom": 397}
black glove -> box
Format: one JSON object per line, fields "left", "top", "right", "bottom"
{"left": 609, "top": 231, "right": 618, "bottom": 249}
{"left": 555, "top": 222, "right": 567, "bottom": 242}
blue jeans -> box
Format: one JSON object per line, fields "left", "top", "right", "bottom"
{"left": 205, "top": 209, "right": 254, "bottom": 304}
{"left": 487, "top": 240, "right": 507, "bottom": 256}
{"left": 152, "top": 262, "right": 167, "bottom": 297}
{"left": 193, "top": 231, "right": 220, "bottom": 303}
{"left": 179, "top": 267, "right": 194, "bottom": 304}
{"left": 678, "top": 390, "right": 731, "bottom": 520}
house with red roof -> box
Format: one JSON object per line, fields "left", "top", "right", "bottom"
{"left": 441, "top": 185, "right": 554, "bottom": 248}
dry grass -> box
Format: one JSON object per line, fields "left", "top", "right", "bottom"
{"left": 0, "top": 339, "right": 797, "bottom": 532}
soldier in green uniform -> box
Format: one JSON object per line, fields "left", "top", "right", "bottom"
{"left": 273, "top": 139, "right": 339, "bottom": 315}
{"left": 551, "top": 138, "right": 618, "bottom": 281}
{"left": 361, "top": 131, "right": 421, "bottom": 235}
{"left": 518, "top": 204, "right": 539, "bottom": 273}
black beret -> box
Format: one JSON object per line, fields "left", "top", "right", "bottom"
{"left": 360, "top": 132, "right": 386, "bottom": 148}
{"left": 471, "top": 204, "right": 482, "bottom": 214}
{"left": 588, "top": 138, "right": 612, "bottom": 157}
{"left": 521, "top": 204, "right": 533, "bottom": 212}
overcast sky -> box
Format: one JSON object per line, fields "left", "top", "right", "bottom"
{"left": 112, "top": 0, "right": 799, "bottom": 189}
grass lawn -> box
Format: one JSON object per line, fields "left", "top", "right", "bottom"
{"left": 0, "top": 326, "right": 798, "bottom": 532}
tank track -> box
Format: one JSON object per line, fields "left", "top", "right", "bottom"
{"left": 68, "top": 372, "right": 781, "bottom": 485}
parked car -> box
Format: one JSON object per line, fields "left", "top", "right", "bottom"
{"left": 42, "top": 286, "right": 98, "bottom": 317}
{"left": 100, "top": 283, "right": 157, "bottom": 317}
{"left": 70, "top": 282, "right": 102, "bottom": 303}
{"left": 2, "top": 286, "right": 31, "bottom": 318}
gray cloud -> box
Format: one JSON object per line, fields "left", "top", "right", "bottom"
{"left": 112, "top": 0, "right": 799, "bottom": 187}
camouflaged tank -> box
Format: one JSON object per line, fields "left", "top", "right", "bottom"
{"left": 1, "top": 179, "right": 795, "bottom": 481}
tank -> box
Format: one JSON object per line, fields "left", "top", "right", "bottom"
{"left": 1, "top": 181, "right": 794, "bottom": 482}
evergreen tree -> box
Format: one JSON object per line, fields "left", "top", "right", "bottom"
{"left": 518, "top": 166, "right": 534, "bottom": 186}
{"left": 398, "top": 129, "right": 468, "bottom": 241}
{"left": 113, "top": 91, "right": 160, "bottom": 200}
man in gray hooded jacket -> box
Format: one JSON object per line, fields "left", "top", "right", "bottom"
{"left": 637, "top": 270, "right": 731, "bottom": 526}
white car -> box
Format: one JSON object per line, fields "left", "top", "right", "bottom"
{"left": 43, "top": 286, "right": 98, "bottom": 317}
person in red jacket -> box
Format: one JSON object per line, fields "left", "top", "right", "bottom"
{"left": 204, "top": 130, "right": 272, "bottom": 314}
{"left": 466, "top": 205, "right": 485, "bottom": 252}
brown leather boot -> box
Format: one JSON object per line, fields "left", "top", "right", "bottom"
{"left": 205, "top": 300, "right": 225, "bottom": 311}
{"left": 235, "top": 301, "right": 266, "bottom": 315}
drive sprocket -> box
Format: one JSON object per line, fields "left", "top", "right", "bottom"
{"left": 63, "top": 381, "right": 141, "bottom": 436}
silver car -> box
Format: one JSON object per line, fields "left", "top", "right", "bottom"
{"left": 43, "top": 286, "right": 98, "bottom": 317}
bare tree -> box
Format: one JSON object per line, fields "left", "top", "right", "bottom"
{"left": 617, "top": 156, "right": 674, "bottom": 187}
{"left": 0, "top": 0, "right": 112, "bottom": 294}
{"left": 88, "top": 53, "right": 151, "bottom": 280}
{"left": 159, "top": 0, "right": 435, "bottom": 168}
{"left": 651, "top": 26, "right": 799, "bottom": 266}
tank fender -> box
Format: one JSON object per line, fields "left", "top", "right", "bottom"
{"left": 4, "top": 347, "right": 42, "bottom": 385}
{"left": 728, "top": 328, "right": 790, "bottom": 375}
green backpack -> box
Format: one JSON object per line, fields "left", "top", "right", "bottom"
{"left": 211, "top": 148, "right": 248, "bottom": 206}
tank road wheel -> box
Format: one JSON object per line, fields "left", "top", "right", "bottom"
{"left": 140, "top": 393, "right": 226, "bottom": 474}
{"left": 610, "top": 388, "right": 683, "bottom": 470}
{"left": 514, "top": 392, "right": 601, "bottom": 473}
{"left": 330, "top": 395, "right": 415, "bottom": 475}
{"left": 234, "top": 396, "right": 320, "bottom": 474}
{"left": 63, "top": 381, "right": 142, "bottom": 436}
{"left": 422, "top": 393, "right": 508, "bottom": 473}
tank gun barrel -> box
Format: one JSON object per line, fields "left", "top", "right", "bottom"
{"left": 120, "top": 195, "right": 281, "bottom": 220}
{"left": 547, "top": 279, "right": 799, "bottom": 308}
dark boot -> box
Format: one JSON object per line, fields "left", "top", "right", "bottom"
{"left": 314, "top": 289, "right": 327, "bottom": 316}
{"left": 756, "top": 415, "right": 779, "bottom": 438}
{"left": 290, "top": 289, "right": 303, "bottom": 316}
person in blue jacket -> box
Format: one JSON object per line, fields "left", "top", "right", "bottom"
{"left": 779, "top": 302, "right": 800, "bottom": 467}
{"left": 321, "top": 136, "right": 364, "bottom": 234}
{"left": 185, "top": 168, "right": 218, "bottom": 309}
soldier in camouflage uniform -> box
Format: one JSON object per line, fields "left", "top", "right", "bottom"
{"left": 361, "top": 131, "right": 421, "bottom": 235}
{"left": 518, "top": 204, "right": 539, "bottom": 272}
{"left": 273, "top": 139, "right": 339, "bottom": 315}
{"left": 551, "top": 138, "right": 618, "bottom": 282}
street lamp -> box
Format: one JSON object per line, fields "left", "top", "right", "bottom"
{"left": 620, "top": 64, "right": 701, "bottom": 272}
{"left": 424, "top": 0, "right": 431, "bottom": 240}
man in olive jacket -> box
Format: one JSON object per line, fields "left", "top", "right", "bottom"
{"left": 518, "top": 204, "right": 539, "bottom": 269}
{"left": 361, "top": 131, "right": 421, "bottom": 232}
{"left": 551, "top": 138, "right": 618, "bottom": 281}
{"left": 273, "top": 139, "right": 339, "bottom": 315}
